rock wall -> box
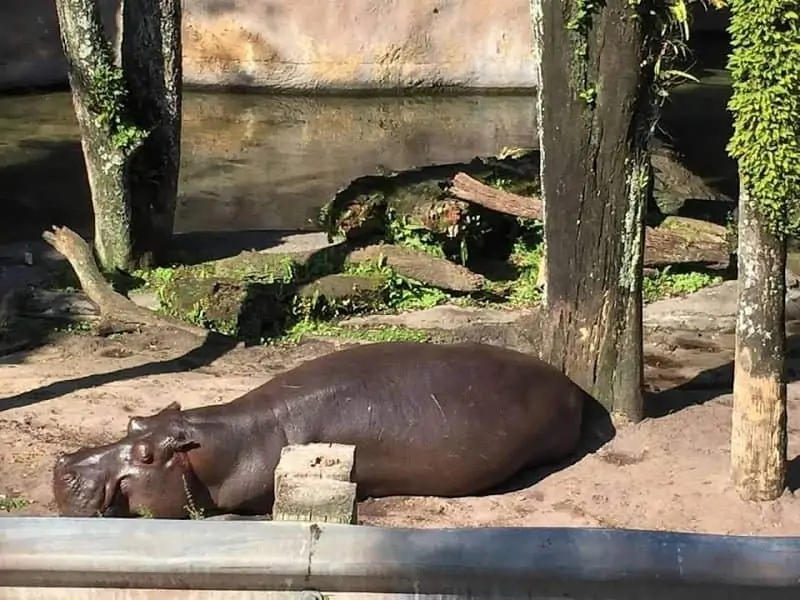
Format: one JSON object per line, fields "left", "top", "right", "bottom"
{"left": 1, "top": 0, "right": 536, "bottom": 91}
{"left": 0, "top": 0, "right": 730, "bottom": 92}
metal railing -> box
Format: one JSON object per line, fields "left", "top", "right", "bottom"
{"left": 1, "top": 517, "right": 799, "bottom": 599}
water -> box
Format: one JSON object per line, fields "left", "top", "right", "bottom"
{"left": 0, "top": 31, "right": 737, "bottom": 248}
{"left": 0, "top": 92, "right": 538, "bottom": 245}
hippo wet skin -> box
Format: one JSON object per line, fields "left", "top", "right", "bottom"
{"left": 52, "top": 341, "right": 590, "bottom": 518}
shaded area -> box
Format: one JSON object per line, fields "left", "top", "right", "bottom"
{"left": 647, "top": 332, "right": 800, "bottom": 417}
{"left": 0, "top": 331, "right": 238, "bottom": 413}
{"left": 0, "top": 140, "right": 93, "bottom": 244}
{"left": 660, "top": 31, "right": 737, "bottom": 204}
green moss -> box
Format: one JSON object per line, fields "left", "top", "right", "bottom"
{"left": 86, "top": 59, "right": 148, "bottom": 154}
{"left": 726, "top": 0, "right": 800, "bottom": 237}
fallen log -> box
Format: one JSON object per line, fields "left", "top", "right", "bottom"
{"left": 347, "top": 244, "right": 486, "bottom": 292}
{"left": 448, "top": 172, "right": 542, "bottom": 220}
{"left": 40, "top": 226, "right": 209, "bottom": 338}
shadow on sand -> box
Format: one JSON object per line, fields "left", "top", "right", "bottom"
{"left": 646, "top": 331, "right": 800, "bottom": 492}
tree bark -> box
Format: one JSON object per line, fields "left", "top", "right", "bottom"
{"left": 54, "top": 0, "right": 182, "bottom": 271}
{"left": 536, "top": 1, "right": 655, "bottom": 421}
{"left": 730, "top": 186, "right": 788, "bottom": 501}
{"left": 122, "top": 0, "right": 183, "bottom": 266}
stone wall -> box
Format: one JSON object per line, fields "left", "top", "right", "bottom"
{"left": 0, "top": 0, "right": 729, "bottom": 92}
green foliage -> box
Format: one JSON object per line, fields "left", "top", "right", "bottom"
{"left": 642, "top": 267, "right": 723, "bottom": 302}
{"left": 507, "top": 219, "right": 546, "bottom": 306}
{"left": 726, "top": 0, "right": 800, "bottom": 236}
{"left": 280, "top": 321, "right": 434, "bottom": 345}
{"left": 384, "top": 208, "right": 447, "bottom": 258}
{"left": 0, "top": 494, "right": 30, "bottom": 512}
{"left": 86, "top": 61, "right": 149, "bottom": 154}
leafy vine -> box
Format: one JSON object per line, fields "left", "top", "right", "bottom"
{"left": 726, "top": 0, "right": 800, "bottom": 237}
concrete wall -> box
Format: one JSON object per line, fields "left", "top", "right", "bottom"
{"left": 0, "top": 0, "right": 729, "bottom": 92}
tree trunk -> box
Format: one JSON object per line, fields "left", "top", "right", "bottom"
{"left": 730, "top": 185, "right": 788, "bottom": 501}
{"left": 535, "top": 1, "right": 655, "bottom": 421}
{"left": 54, "top": 0, "right": 181, "bottom": 272}
{"left": 122, "top": 0, "right": 183, "bottom": 266}
{"left": 55, "top": 0, "right": 138, "bottom": 272}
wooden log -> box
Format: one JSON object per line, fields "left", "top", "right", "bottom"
{"left": 347, "top": 244, "right": 486, "bottom": 292}
{"left": 272, "top": 443, "right": 357, "bottom": 525}
{"left": 40, "top": 226, "right": 208, "bottom": 338}
{"left": 448, "top": 172, "right": 543, "bottom": 220}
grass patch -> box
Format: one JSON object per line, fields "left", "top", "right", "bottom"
{"left": 279, "top": 320, "right": 436, "bottom": 345}
{"left": 643, "top": 267, "right": 723, "bottom": 303}
{"left": 0, "top": 493, "right": 30, "bottom": 512}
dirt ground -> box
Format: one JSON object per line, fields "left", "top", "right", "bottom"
{"left": 1, "top": 321, "right": 798, "bottom": 536}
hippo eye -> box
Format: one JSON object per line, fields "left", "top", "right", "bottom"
{"left": 134, "top": 444, "right": 154, "bottom": 465}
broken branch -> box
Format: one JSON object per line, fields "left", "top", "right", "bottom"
{"left": 448, "top": 172, "right": 542, "bottom": 220}
{"left": 41, "top": 225, "right": 209, "bottom": 338}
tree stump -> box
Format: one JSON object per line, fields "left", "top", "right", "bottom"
{"left": 272, "top": 443, "right": 357, "bottom": 525}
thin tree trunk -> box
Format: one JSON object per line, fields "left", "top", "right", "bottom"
{"left": 55, "top": 0, "right": 138, "bottom": 272}
{"left": 536, "top": 1, "right": 655, "bottom": 422}
{"left": 730, "top": 185, "right": 788, "bottom": 501}
{"left": 122, "top": 0, "right": 183, "bottom": 266}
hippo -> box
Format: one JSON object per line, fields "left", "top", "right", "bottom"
{"left": 52, "top": 341, "right": 594, "bottom": 519}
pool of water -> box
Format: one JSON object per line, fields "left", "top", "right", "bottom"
{"left": 0, "top": 92, "right": 538, "bottom": 244}
{"left": 0, "top": 31, "right": 737, "bottom": 247}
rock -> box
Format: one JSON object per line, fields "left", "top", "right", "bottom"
{"left": 272, "top": 443, "right": 357, "bottom": 525}
{"left": 158, "top": 270, "right": 388, "bottom": 340}
{"left": 650, "top": 142, "right": 734, "bottom": 215}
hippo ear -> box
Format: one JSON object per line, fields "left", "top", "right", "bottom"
{"left": 158, "top": 401, "right": 182, "bottom": 414}
{"left": 164, "top": 428, "right": 198, "bottom": 454}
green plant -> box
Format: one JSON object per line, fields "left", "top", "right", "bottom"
{"left": 726, "top": 0, "right": 800, "bottom": 237}
{"left": 345, "top": 258, "right": 451, "bottom": 312}
{"left": 507, "top": 224, "right": 546, "bottom": 306}
{"left": 0, "top": 493, "right": 30, "bottom": 512}
{"left": 86, "top": 60, "right": 149, "bottom": 154}
{"left": 642, "top": 267, "right": 723, "bottom": 302}
{"left": 279, "top": 320, "right": 434, "bottom": 345}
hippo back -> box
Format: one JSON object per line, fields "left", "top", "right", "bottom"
{"left": 242, "top": 341, "right": 585, "bottom": 497}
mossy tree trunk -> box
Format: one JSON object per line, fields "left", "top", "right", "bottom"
{"left": 534, "top": 0, "right": 656, "bottom": 422}
{"left": 726, "top": 0, "right": 796, "bottom": 502}
{"left": 54, "top": 0, "right": 182, "bottom": 272}
{"left": 730, "top": 187, "right": 787, "bottom": 501}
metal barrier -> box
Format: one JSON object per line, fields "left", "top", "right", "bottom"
{"left": 1, "top": 517, "right": 799, "bottom": 599}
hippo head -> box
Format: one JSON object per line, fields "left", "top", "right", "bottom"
{"left": 52, "top": 405, "right": 199, "bottom": 518}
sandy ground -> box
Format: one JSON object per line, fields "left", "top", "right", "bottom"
{"left": 1, "top": 321, "right": 798, "bottom": 536}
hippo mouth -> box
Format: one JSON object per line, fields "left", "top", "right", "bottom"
{"left": 54, "top": 471, "right": 129, "bottom": 517}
